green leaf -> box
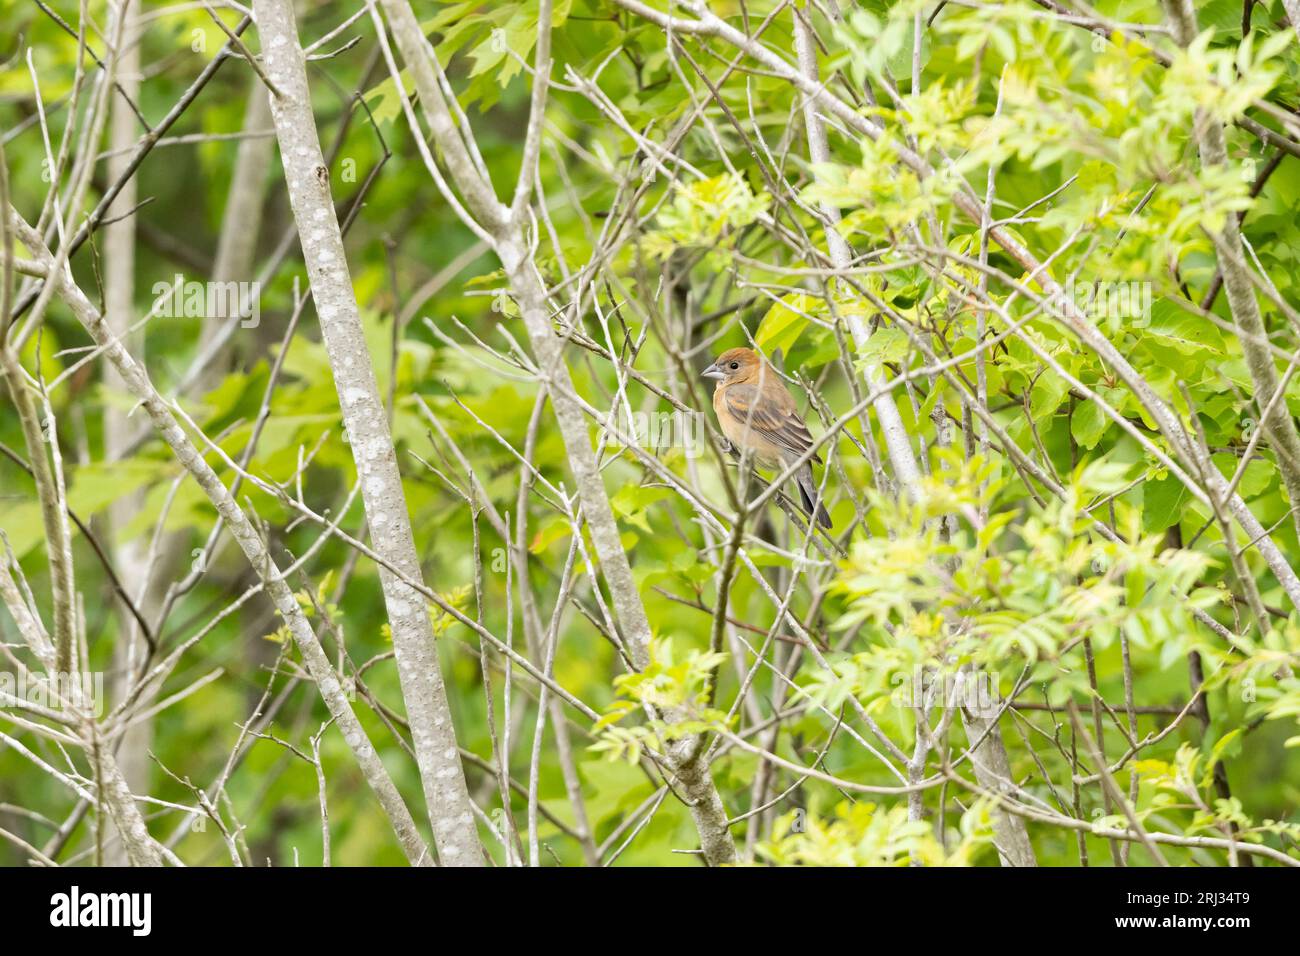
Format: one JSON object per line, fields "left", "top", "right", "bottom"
{"left": 1028, "top": 368, "right": 1069, "bottom": 421}
{"left": 1208, "top": 728, "right": 1244, "bottom": 771}
{"left": 611, "top": 485, "right": 671, "bottom": 534}
{"left": 1071, "top": 399, "right": 1107, "bottom": 450}
{"left": 756, "top": 293, "right": 819, "bottom": 355}
{"left": 1143, "top": 473, "right": 1189, "bottom": 533}
{"left": 1142, "top": 300, "right": 1225, "bottom": 359}
{"left": 859, "top": 326, "right": 909, "bottom": 365}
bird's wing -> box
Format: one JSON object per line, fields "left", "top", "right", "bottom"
{"left": 722, "top": 383, "right": 821, "bottom": 462}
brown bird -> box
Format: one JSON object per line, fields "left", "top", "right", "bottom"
{"left": 703, "top": 347, "right": 832, "bottom": 530}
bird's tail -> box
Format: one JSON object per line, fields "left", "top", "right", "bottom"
{"left": 794, "top": 464, "right": 832, "bottom": 530}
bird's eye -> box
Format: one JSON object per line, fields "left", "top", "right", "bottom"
{"left": 729, "top": 362, "right": 739, "bottom": 370}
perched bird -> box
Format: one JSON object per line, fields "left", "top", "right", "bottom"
{"left": 702, "top": 347, "right": 832, "bottom": 530}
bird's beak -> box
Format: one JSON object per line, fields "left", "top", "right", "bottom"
{"left": 701, "top": 365, "right": 725, "bottom": 380}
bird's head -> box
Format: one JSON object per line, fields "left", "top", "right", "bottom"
{"left": 702, "top": 347, "right": 764, "bottom": 384}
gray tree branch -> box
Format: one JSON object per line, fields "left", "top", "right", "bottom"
{"left": 254, "top": 0, "right": 485, "bottom": 865}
